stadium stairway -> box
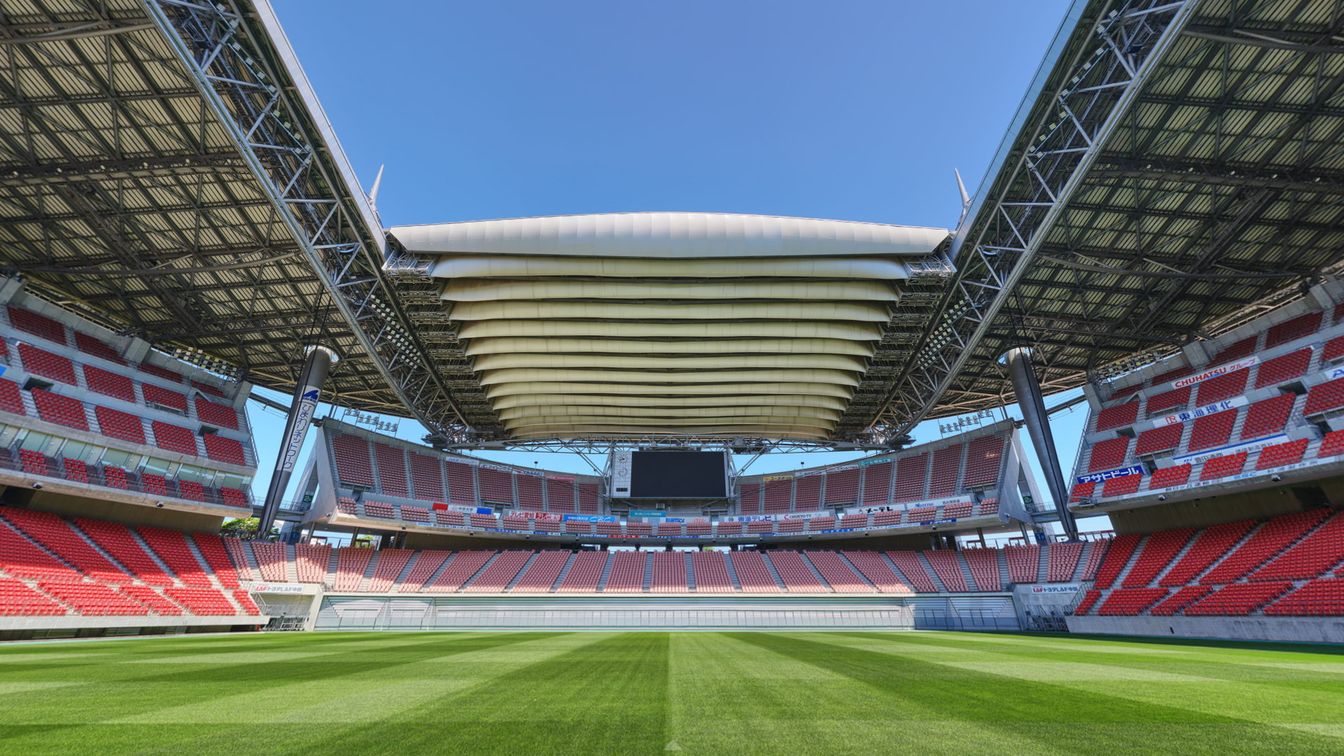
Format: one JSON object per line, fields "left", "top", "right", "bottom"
{"left": 596, "top": 551, "right": 616, "bottom": 591}
{"left": 759, "top": 552, "right": 787, "bottom": 589}
{"left": 722, "top": 552, "right": 743, "bottom": 590}
{"left": 685, "top": 553, "right": 696, "bottom": 591}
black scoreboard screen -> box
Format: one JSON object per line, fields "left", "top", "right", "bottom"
{"left": 626, "top": 451, "right": 728, "bottom": 499}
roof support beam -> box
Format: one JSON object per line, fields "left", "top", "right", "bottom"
{"left": 871, "top": 0, "right": 1201, "bottom": 444}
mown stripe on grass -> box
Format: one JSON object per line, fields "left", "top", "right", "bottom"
{"left": 729, "top": 632, "right": 1344, "bottom": 753}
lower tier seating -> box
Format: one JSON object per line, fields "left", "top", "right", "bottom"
{"left": 1072, "top": 508, "right": 1344, "bottom": 619}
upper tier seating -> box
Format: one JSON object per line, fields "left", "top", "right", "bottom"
{"left": 1195, "top": 368, "right": 1249, "bottom": 406}
{"left": 861, "top": 462, "right": 892, "bottom": 505}
{"left": 203, "top": 434, "right": 246, "bottom": 466}
{"left": 1254, "top": 349, "right": 1311, "bottom": 389}
{"left": 372, "top": 443, "right": 409, "bottom": 498}
{"left": 893, "top": 452, "right": 928, "bottom": 501}
{"left": 82, "top": 365, "right": 135, "bottom": 402}
{"left": 477, "top": 467, "right": 514, "bottom": 505}
{"left": 1241, "top": 394, "right": 1295, "bottom": 440}
{"left": 8, "top": 306, "right": 65, "bottom": 343}
{"left": 793, "top": 475, "right": 821, "bottom": 511}
{"left": 823, "top": 468, "right": 858, "bottom": 506}
{"left": 1088, "top": 437, "right": 1130, "bottom": 472}
{"left": 18, "top": 343, "right": 76, "bottom": 385}
{"left": 963, "top": 435, "right": 1005, "bottom": 488}
{"left": 762, "top": 480, "right": 791, "bottom": 512}
{"left": 927, "top": 445, "right": 962, "bottom": 497}
{"left": 142, "top": 383, "right": 187, "bottom": 413}
{"left": 1305, "top": 376, "right": 1344, "bottom": 418}
{"left": 95, "top": 405, "right": 145, "bottom": 445}
{"left": 74, "top": 332, "right": 123, "bottom": 364}
{"left": 1265, "top": 312, "right": 1321, "bottom": 348}
{"left": 515, "top": 474, "right": 544, "bottom": 511}
{"left": 32, "top": 388, "right": 88, "bottom": 431}
{"left": 331, "top": 435, "right": 375, "bottom": 488}
{"left": 193, "top": 396, "right": 239, "bottom": 430}
{"left": 1145, "top": 386, "right": 1190, "bottom": 415}
{"left": 1135, "top": 424, "right": 1182, "bottom": 457}
{"left": 1187, "top": 410, "right": 1235, "bottom": 452}
{"left": 1095, "top": 400, "right": 1139, "bottom": 432}
{"left": 1214, "top": 336, "right": 1257, "bottom": 363}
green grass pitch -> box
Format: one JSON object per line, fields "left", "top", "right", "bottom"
{"left": 2, "top": 631, "right": 1343, "bottom": 754}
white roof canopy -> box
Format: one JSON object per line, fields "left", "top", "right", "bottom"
{"left": 389, "top": 212, "right": 950, "bottom": 441}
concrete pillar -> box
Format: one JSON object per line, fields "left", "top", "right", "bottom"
{"left": 1000, "top": 346, "right": 1079, "bottom": 541}
{"left": 257, "top": 345, "right": 338, "bottom": 537}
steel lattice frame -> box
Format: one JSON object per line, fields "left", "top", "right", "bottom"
{"left": 141, "top": 0, "right": 474, "bottom": 443}
{"left": 869, "top": 0, "right": 1201, "bottom": 444}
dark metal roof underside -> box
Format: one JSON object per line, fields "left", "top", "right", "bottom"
{"left": 934, "top": 0, "right": 1344, "bottom": 420}
{"left": 0, "top": 0, "right": 400, "bottom": 413}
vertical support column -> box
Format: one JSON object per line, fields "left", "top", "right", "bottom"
{"left": 1000, "top": 346, "right": 1079, "bottom": 541}
{"left": 258, "top": 345, "right": 339, "bottom": 537}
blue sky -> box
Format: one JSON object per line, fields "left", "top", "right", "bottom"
{"left": 248, "top": 0, "right": 1106, "bottom": 536}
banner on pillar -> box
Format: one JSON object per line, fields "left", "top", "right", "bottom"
{"left": 280, "top": 386, "right": 320, "bottom": 473}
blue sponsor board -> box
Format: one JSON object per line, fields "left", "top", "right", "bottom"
{"left": 628, "top": 510, "right": 665, "bottom": 518}
{"left": 1075, "top": 465, "right": 1143, "bottom": 485}
{"left": 561, "top": 514, "right": 618, "bottom": 523}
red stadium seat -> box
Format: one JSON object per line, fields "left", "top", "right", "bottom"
{"left": 1305, "top": 376, "right": 1344, "bottom": 418}
{"left": 1135, "top": 424, "right": 1182, "bottom": 457}
{"left": 7, "top": 306, "right": 66, "bottom": 344}
{"left": 1254, "top": 349, "right": 1310, "bottom": 389}
{"left": 1085, "top": 435, "right": 1128, "bottom": 470}
{"left": 31, "top": 389, "right": 89, "bottom": 431}
{"left": 1148, "top": 464, "right": 1191, "bottom": 490}
{"left": 1187, "top": 409, "right": 1236, "bottom": 452}
{"left": 151, "top": 420, "right": 198, "bottom": 456}
{"left": 1240, "top": 394, "right": 1294, "bottom": 440}
{"left": 18, "top": 343, "right": 76, "bottom": 385}
{"left": 1255, "top": 438, "right": 1309, "bottom": 470}
{"left": 82, "top": 365, "right": 135, "bottom": 403}
{"left": 1145, "top": 386, "right": 1190, "bottom": 415}
{"left": 1094, "top": 399, "right": 1139, "bottom": 432}
{"left": 1265, "top": 312, "right": 1321, "bottom": 348}
{"left": 1199, "top": 451, "right": 1246, "bottom": 481}
{"left": 1195, "top": 368, "right": 1249, "bottom": 406}
{"left": 74, "top": 332, "right": 123, "bottom": 364}
{"left": 203, "top": 434, "right": 246, "bottom": 465}
{"left": 94, "top": 405, "right": 145, "bottom": 445}
{"left": 142, "top": 383, "right": 188, "bottom": 413}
